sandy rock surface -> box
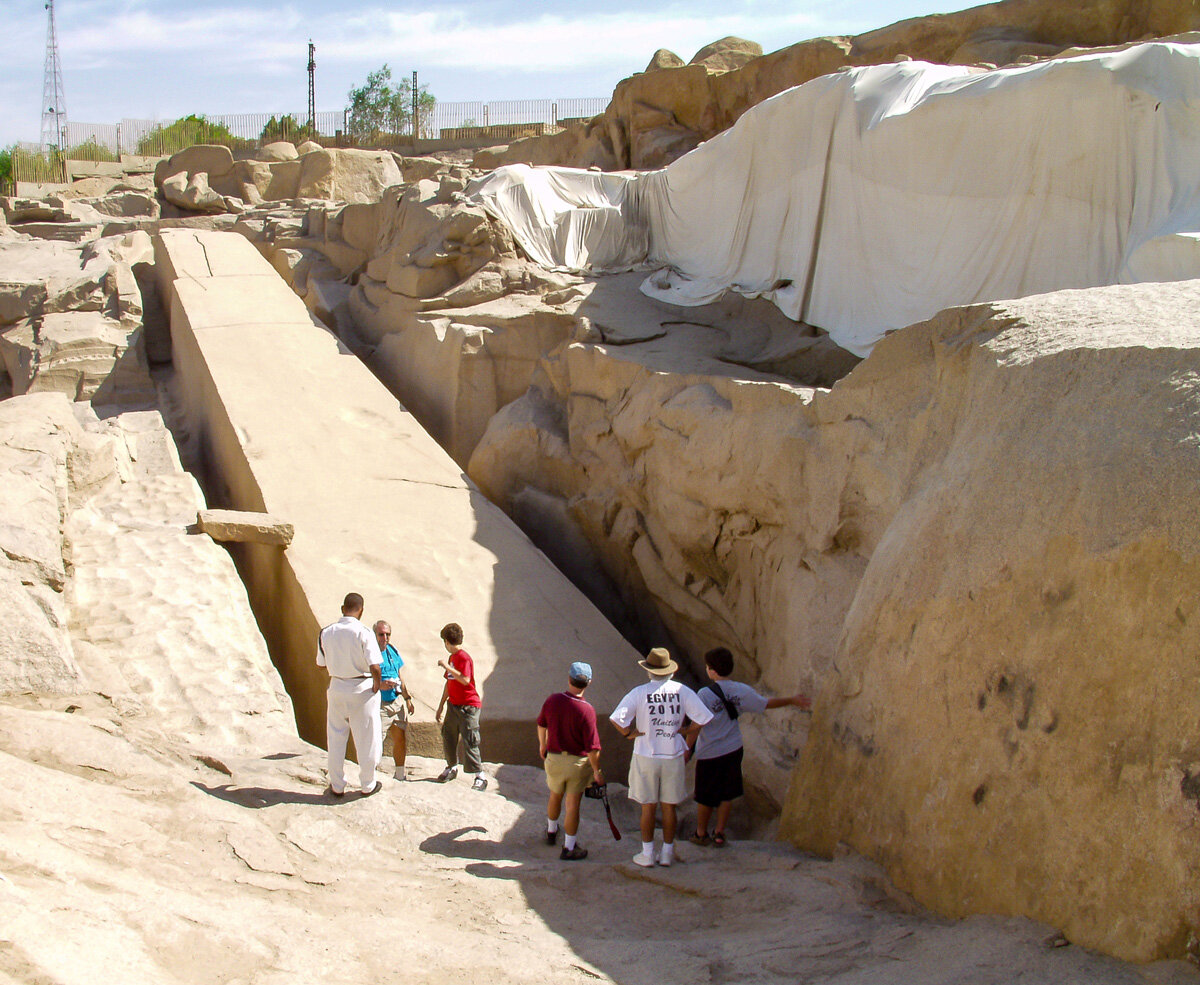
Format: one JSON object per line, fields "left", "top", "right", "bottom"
{"left": 2, "top": 708, "right": 1191, "bottom": 985}
{"left": 3, "top": 301, "right": 1184, "bottom": 985}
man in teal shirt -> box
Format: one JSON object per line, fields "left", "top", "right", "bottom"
{"left": 374, "top": 621, "right": 415, "bottom": 780}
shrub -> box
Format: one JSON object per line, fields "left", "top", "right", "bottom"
{"left": 135, "top": 115, "right": 253, "bottom": 156}
{"left": 63, "top": 139, "right": 119, "bottom": 163}
{"left": 260, "top": 114, "right": 317, "bottom": 145}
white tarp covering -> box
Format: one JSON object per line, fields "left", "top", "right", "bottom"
{"left": 467, "top": 42, "right": 1200, "bottom": 356}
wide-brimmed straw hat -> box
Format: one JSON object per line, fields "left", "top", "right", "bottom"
{"left": 639, "top": 647, "right": 677, "bottom": 675}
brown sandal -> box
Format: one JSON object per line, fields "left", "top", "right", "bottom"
{"left": 712, "top": 831, "right": 727, "bottom": 847}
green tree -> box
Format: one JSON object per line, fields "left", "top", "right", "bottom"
{"left": 260, "top": 114, "right": 317, "bottom": 145}
{"left": 345, "top": 64, "right": 436, "bottom": 142}
{"left": 0, "top": 146, "right": 13, "bottom": 187}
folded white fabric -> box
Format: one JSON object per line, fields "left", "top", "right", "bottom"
{"left": 469, "top": 42, "right": 1200, "bottom": 357}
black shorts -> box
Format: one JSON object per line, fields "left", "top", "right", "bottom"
{"left": 694, "top": 747, "right": 744, "bottom": 807}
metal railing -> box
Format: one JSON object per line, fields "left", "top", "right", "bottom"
{"left": 11, "top": 142, "right": 67, "bottom": 185}
{"left": 10, "top": 97, "right": 610, "bottom": 187}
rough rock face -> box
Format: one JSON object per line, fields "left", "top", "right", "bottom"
{"left": 150, "top": 143, "right": 405, "bottom": 214}
{"left": 484, "top": 0, "right": 1200, "bottom": 171}
{"left": 0, "top": 394, "right": 93, "bottom": 694}
{"left": 0, "top": 232, "right": 156, "bottom": 404}
{"left": 152, "top": 143, "right": 235, "bottom": 187}
{"left": 689, "top": 36, "right": 763, "bottom": 71}
{"left": 776, "top": 282, "right": 1200, "bottom": 962}
{"left": 645, "top": 48, "right": 685, "bottom": 71}
{"left": 465, "top": 275, "right": 1200, "bottom": 962}
{"left": 258, "top": 140, "right": 299, "bottom": 162}
{"left": 295, "top": 148, "right": 403, "bottom": 203}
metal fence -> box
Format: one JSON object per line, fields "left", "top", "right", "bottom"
{"left": 11, "top": 141, "right": 67, "bottom": 185}
{"left": 74, "top": 97, "right": 608, "bottom": 154}
{"left": 10, "top": 97, "right": 609, "bottom": 188}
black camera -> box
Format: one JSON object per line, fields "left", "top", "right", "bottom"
{"left": 584, "top": 782, "right": 606, "bottom": 799}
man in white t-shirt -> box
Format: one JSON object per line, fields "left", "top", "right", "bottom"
{"left": 317, "top": 592, "right": 384, "bottom": 798}
{"left": 610, "top": 647, "right": 713, "bottom": 868}
{"left": 686, "top": 646, "right": 810, "bottom": 846}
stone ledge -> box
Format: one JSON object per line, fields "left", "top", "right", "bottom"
{"left": 197, "top": 509, "right": 294, "bottom": 546}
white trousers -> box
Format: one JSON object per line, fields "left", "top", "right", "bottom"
{"left": 326, "top": 679, "right": 382, "bottom": 794}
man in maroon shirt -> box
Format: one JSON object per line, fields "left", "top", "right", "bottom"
{"left": 435, "top": 622, "right": 486, "bottom": 790}
{"left": 537, "top": 661, "right": 604, "bottom": 860}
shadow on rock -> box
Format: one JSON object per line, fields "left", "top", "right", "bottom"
{"left": 192, "top": 781, "right": 345, "bottom": 808}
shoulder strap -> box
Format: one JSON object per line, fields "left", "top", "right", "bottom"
{"left": 706, "top": 681, "right": 739, "bottom": 720}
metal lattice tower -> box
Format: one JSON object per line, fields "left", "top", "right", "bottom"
{"left": 40, "top": 0, "right": 68, "bottom": 152}
{"left": 307, "top": 40, "right": 316, "bottom": 128}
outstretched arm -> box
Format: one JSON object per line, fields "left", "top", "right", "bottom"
{"left": 765, "top": 693, "right": 811, "bottom": 711}
{"left": 437, "top": 658, "right": 470, "bottom": 686}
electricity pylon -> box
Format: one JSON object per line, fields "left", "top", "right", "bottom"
{"left": 41, "top": 0, "right": 68, "bottom": 152}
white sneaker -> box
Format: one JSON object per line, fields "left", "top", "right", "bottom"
{"left": 393, "top": 769, "right": 407, "bottom": 781}
{"left": 632, "top": 852, "right": 657, "bottom": 868}
{"left": 471, "top": 774, "right": 488, "bottom": 791}
{"left": 657, "top": 855, "right": 674, "bottom": 867}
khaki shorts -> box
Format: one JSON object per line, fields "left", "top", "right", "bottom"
{"left": 628, "top": 753, "right": 686, "bottom": 805}
{"left": 381, "top": 699, "right": 408, "bottom": 757}
{"left": 380, "top": 698, "right": 408, "bottom": 730}
{"left": 544, "top": 752, "right": 592, "bottom": 796}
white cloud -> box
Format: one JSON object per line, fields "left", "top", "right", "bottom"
{"left": 0, "top": 0, "right": 975, "bottom": 143}
{"left": 319, "top": 7, "right": 820, "bottom": 72}
{"left": 60, "top": 6, "right": 305, "bottom": 56}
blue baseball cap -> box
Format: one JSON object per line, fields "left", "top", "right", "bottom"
{"left": 569, "top": 661, "right": 592, "bottom": 682}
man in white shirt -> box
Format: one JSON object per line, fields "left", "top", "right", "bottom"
{"left": 317, "top": 592, "right": 384, "bottom": 797}
{"left": 610, "top": 647, "right": 713, "bottom": 868}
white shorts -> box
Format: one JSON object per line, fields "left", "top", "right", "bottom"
{"left": 628, "top": 753, "right": 686, "bottom": 805}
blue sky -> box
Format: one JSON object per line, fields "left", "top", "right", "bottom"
{"left": 2, "top": 0, "right": 974, "bottom": 145}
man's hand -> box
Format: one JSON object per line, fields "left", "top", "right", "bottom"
{"left": 406, "top": 699, "right": 415, "bottom": 714}
{"left": 435, "top": 705, "right": 444, "bottom": 724}
{"left": 792, "top": 693, "right": 812, "bottom": 711}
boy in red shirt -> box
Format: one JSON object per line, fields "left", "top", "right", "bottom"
{"left": 435, "top": 622, "right": 486, "bottom": 790}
